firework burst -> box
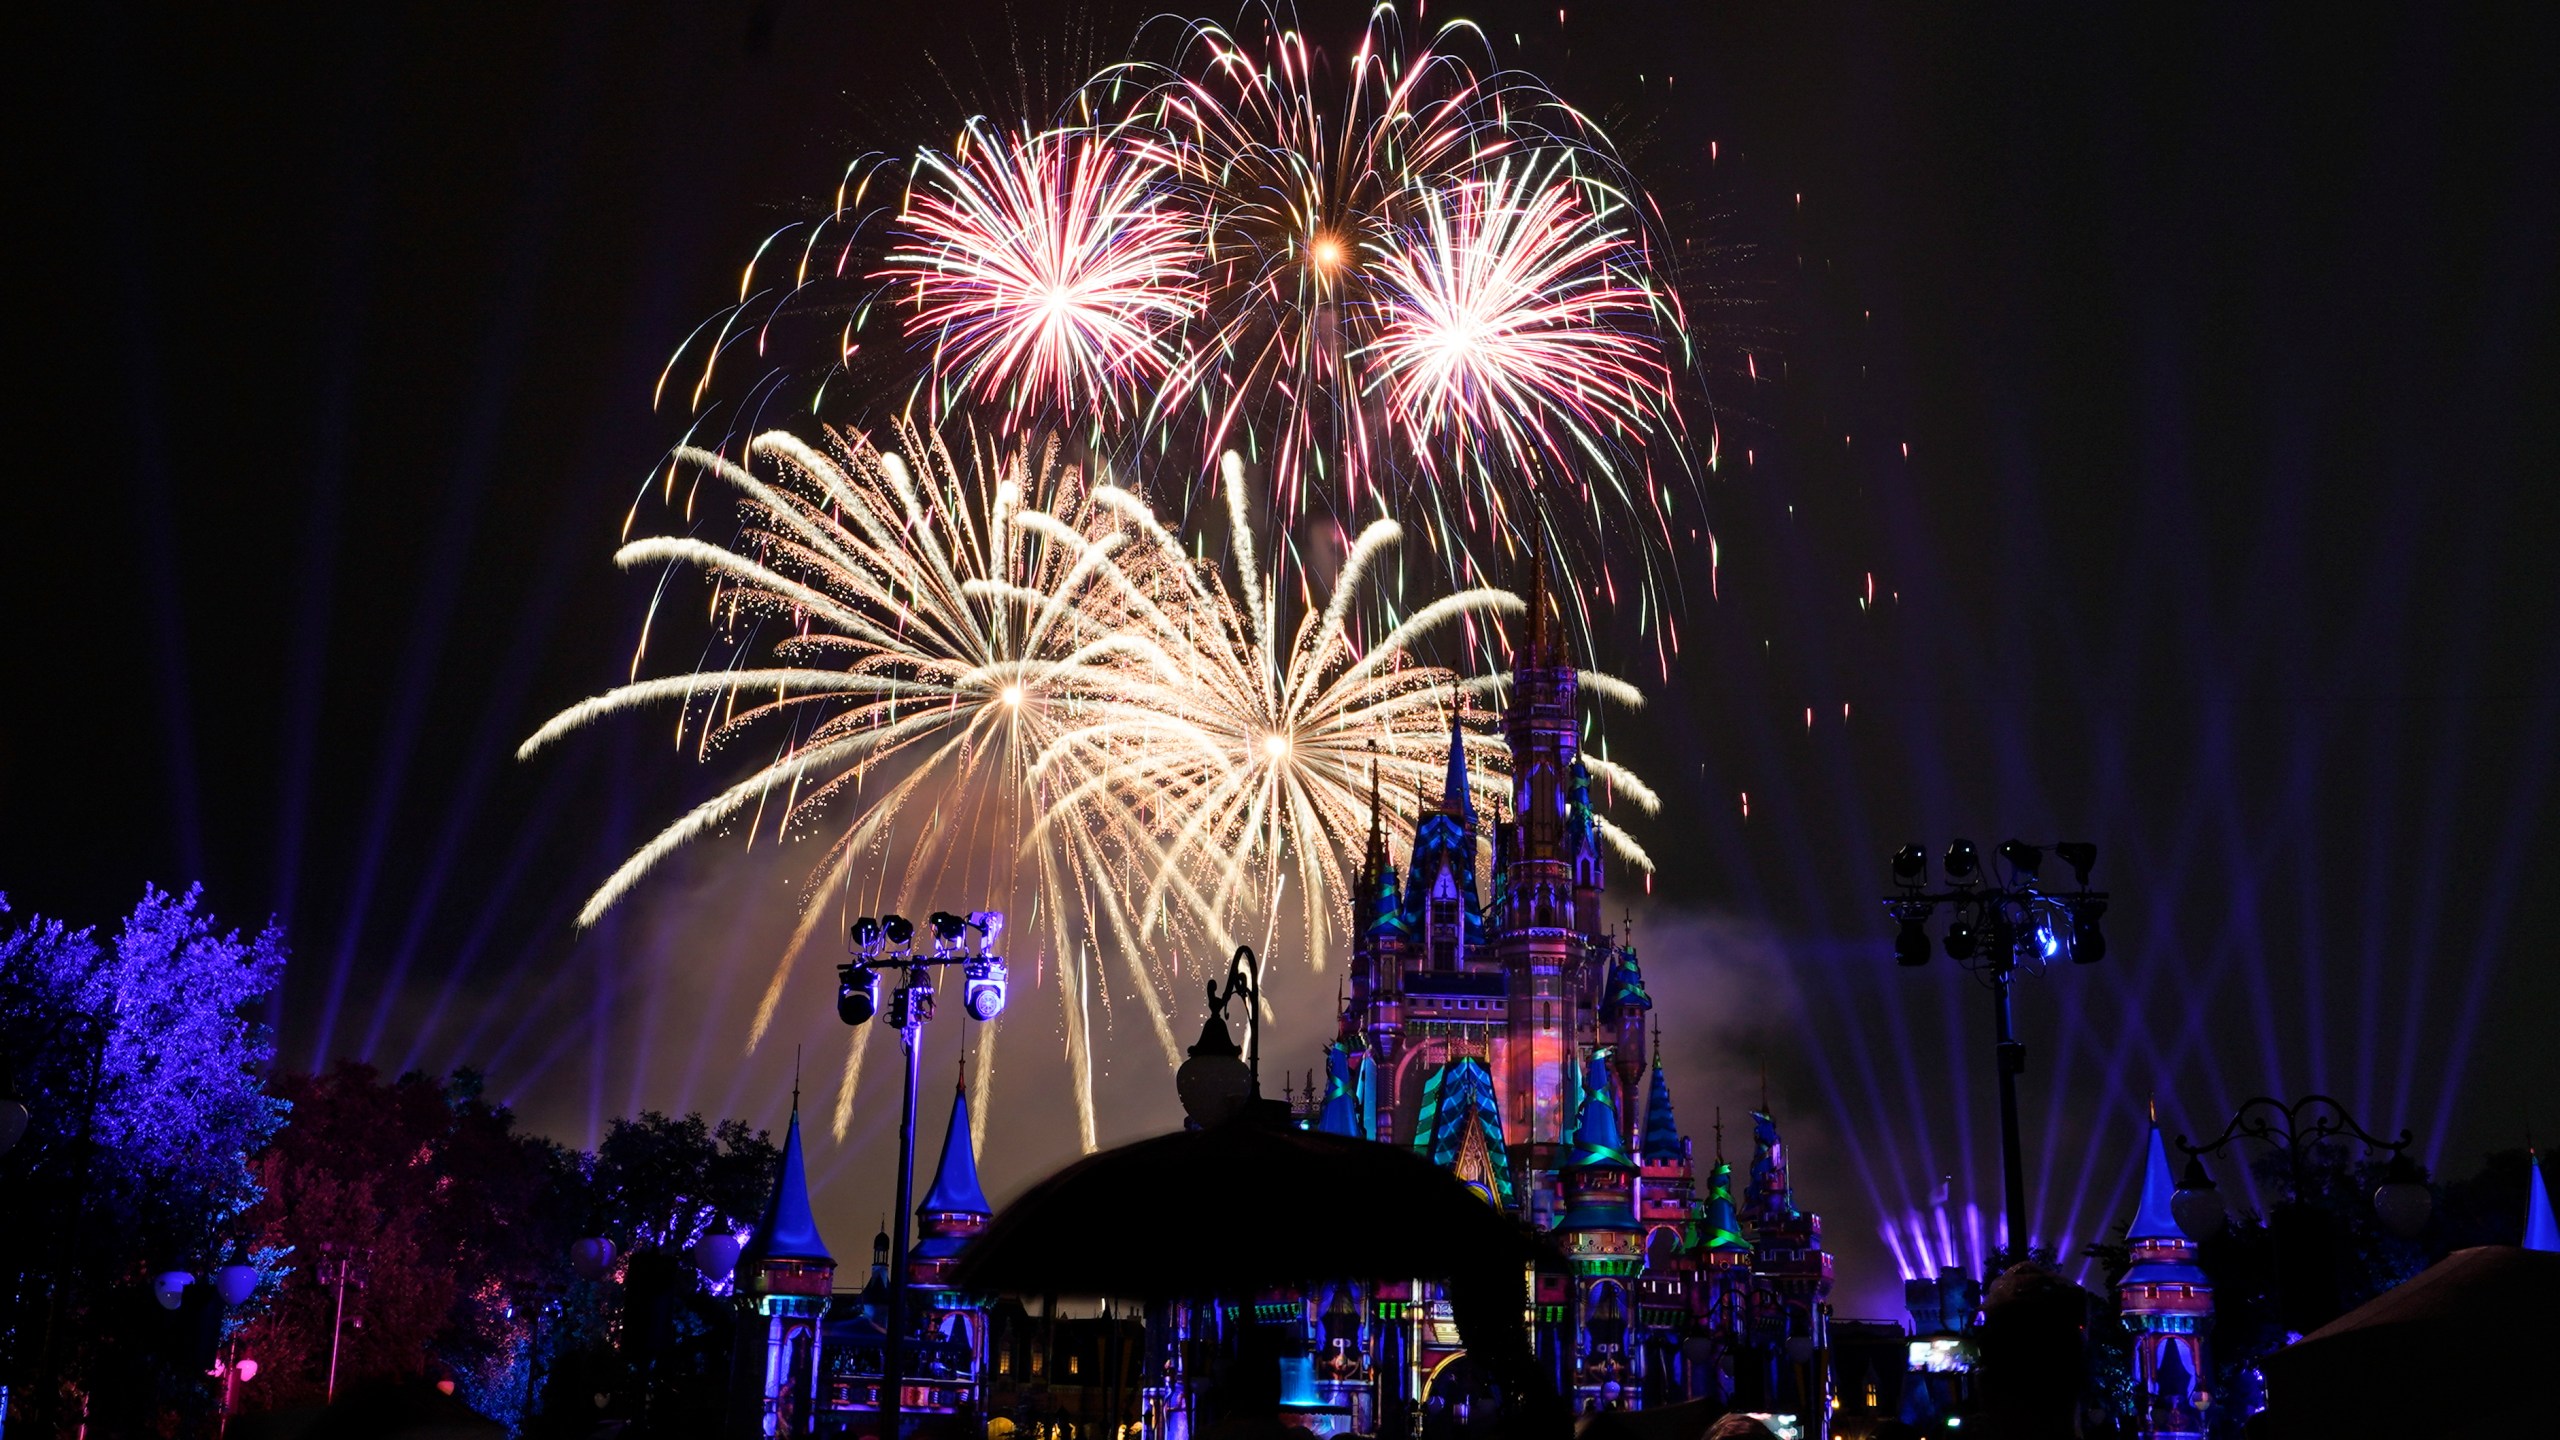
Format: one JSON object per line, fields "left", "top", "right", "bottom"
{"left": 524, "top": 428, "right": 1659, "bottom": 1150}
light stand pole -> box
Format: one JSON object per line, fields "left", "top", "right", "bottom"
{"left": 1882, "top": 839, "right": 2108, "bottom": 1256}
{"left": 838, "top": 910, "right": 1009, "bottom": 1440}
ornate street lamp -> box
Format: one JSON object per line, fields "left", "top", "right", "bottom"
{"left": 1882, "top": 838, "right": 2109, "bottom": 1252}
{"left": 836, "top": 907, "right": 1006, "bottom": 1437}
{"left": 1175, "top": 947, "right": 1265, "bottom": 1127}
{"left": 2176, "top": 1095, "right": 2429, "bottom": 1333}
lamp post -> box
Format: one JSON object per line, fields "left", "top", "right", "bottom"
{"left": 837, "top": 909, "right": 1007, "bottom": 1439}
{"left": 2173, "top": 1095, "right": 2429, "bottom": 1334}
{"left": 315, "top": 1244, "right": 370, "bottom": 1403}
{"left": 1881, "top": 839, "right": 2108, "bottom": 1255}
{"left": 1175, "top": 946, "right": 1265, "bottom": 1128}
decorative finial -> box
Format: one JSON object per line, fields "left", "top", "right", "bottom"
{"left": 792, "top": 1044, "right": 803, "bottom": 1116}
{"left": 2149, "top": 1094, "right": 2158, "bottom": 1126}
{"left": 1714, "top": 1106, "right": 1725, "bottom": 1162}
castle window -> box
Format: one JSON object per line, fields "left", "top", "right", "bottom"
{"left": 1865, "top": 1383, "right": 1879, "bottom": 1408}
{"left": 1068, "top": 1355, "right": 1081, "bottom": 1377}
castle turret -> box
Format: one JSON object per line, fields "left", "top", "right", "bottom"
{"left": 2118, "top": 1118, "right": 2212, "bottom": 1440}
{"left": 2526, "top": 1149, "right": 2559, "bottom": 1253}
{"left": 735, "top": 1106, "right": 833, "bottom": 1437}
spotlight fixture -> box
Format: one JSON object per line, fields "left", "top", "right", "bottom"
{"left": 1943, "top": 921, "right": 1977, "bottom": 961}
{"left": 2055, "top": 841, "right": 2098, "bottom": 888}
{"left": 1895, "top": 914, "right": 1933, "bottom": 967}
{"left": 1943, "top": 838, "right": 1979, "bottom": 882}
{"left": 929, "top": 911, "right": 969, "bottom": 955}
{"left": 851, "top": 917, "right": 883, "bottom": 956}
{"left": 1999, "top": 840, "right": 2043, "bottom": 877}
{"left": 1892, "top": 844, "right": 1929, "bottom": 887}
{"left": 963, "top": 958, "right": 1010, "bottom": 1021}
{"left": 2069, "top": 899, "right": 2107, "bottom": 964}
{"left": 836, "top": 963, "right": 877, "bottom": 1026}
{"left": 881, "top": 914, "right": 915, "bottom": 952}
{"left": 969, "top": 910, "right": 1006, "bottom": 950}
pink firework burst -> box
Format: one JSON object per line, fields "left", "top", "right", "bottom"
{"left": 881, "top": 122, "right": 1203, "bottom": 419}
{"left": 1363, "top": 154, "right": 1670, "bottom": 485}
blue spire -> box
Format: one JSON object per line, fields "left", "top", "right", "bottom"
{"left": 1568, "top": 1054, "right": 1631, "bottom": 1169}
{"left": 1442, "top": 705, "right": 1474, "bottom": 823}
{"left": 1641, "top": 1057, "right": 1683, "bottom": 1163}
{"left": 2131, "top": 1120, "right": 2184, "bottom": 1242}
{"left": 2526, "top": 1151, "right": 2559, "bottom": 1253}
{"left": 921, "top": 1084, "right": 990, "bottom": 1217}
{"left": 1316, "top": 1043, "right": 1363, "bottom": 1137}
{"left": 756, "top": 1109, "right": 834, "bottom": 1264}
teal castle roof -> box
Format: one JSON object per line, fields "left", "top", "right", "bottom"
{"left": 1568, "top": 1053, "right": 1632, "bottom": 1171}
{"left": 2527, "top": 1151, "right": 2558, "bottom": 1253}
{"left": 1316, "top": 1039, "right": 1364, "bottom": 1138}
{"left": 1601, "top": 946, "right": 1652, "bottom": 1023}
{"left": 1413, "top": 1057, "right": 1512, "bottom": 1204}
{"left": 752, "top": 1109, "right": 833, "bottom": 1266}
{"left": 921, "top": 1083, "right": 989, "bottom": 1217}
{"left": 2130, "top": 1122, "right": 2184, "bottom": 1242}
{"left": 1700, "top": 1158, "right": 1751, "bottom": 1253}
{"left": 1641, "top": 1057, "right": 1683, "bottom": 1163}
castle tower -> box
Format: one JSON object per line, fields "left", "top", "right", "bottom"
{"left": 1559, "top": 1053, "right": 1643, "bottom": 1407}
{"left": 2526, "top": 1149, "right": 2559, "bottom": 1252}
{"left": 1502, "top": 555, "right": 1582, "bottom": 1166}
{"left": 900, "top": 1082, "right": 995, "bottom": 1415}
{"left": 2118, "top": 1119, "right": 2212, "bottom": 1440}
{"left": 735, "top": 1107, "right": 834, "bottom": 1438}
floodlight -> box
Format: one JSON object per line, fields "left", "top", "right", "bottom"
{"left": 837, "top": 964, "right": 877, "bottom": 1026}
{"left": 929, "top": 911, "right": 969, "bottom": 955}
{"left": 1896, "top": 916, "right": 1932, "bottom": 967}
{"left": 1943, "top": 921, "right": 1977, "bottom": 961}
{"left": 2055, "top": 841, "right": 2098, "bottom": 888}
{"left": 881, "top": 914, "right": 915, "bottom": 950}
{"left": 2069, "top": 899, "right": 2107, "bottom": 965}
{"left": 1892, "top": 844, "right": 1929, "bottom": 886}
{"left": 2000, "top": 840, "right": 2042, "bottom": 877}
{"left": 850, "top": 917, "right": 882, "bottom": 955}
{"left": 1943, "top": 839, "right": 1979, "bottom": 882}
{"left": 964, "top": 958, "right": 1009, "bottom": 1021}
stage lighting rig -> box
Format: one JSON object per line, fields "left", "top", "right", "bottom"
{"left": 1881, "top": 837, "right": 2111, "bottom": 1254}
{"left": 831, "top": 904, "right": 1006, "bottom": 1439}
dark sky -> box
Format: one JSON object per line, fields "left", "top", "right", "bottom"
{"left": 13, "top": 0, "right": 2558, "bottom": 1315}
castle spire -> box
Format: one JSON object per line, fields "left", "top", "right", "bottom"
{"left": 751, "top": 1107, "right": 834, "bottom": 1266}
{"left": 1363, "top": 754, "right": 1386, "bottom": 883}
{"left": 2130, "top": 1118, "right": 2184, "bottom": 1242}
{"left": 920, "top": 1080, "right": 990, "bottom": 1219}
{"left": 2526, "top": 1149, "right": 2559, "bottom": 1253}
{"left": 1442, "top": 702, "right": 1474, "bottom": 824}
{"left": 1641, "top": 1050, "right": 1684, "bottom": 1163}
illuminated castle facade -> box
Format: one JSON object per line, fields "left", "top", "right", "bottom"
{"left": 1274, "top": 568, "right": 1836, "bottom": 1429}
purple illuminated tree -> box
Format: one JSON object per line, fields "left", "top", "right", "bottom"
{"left": 0, "top": 884, "right": 288, "bottom": 1432}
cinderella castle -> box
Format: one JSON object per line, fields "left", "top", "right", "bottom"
{"left": 724, "top": 566, "right": 1837, "bottom": 1436}
{"left": 1257, "top": 563, "right": 1838, "bottom": 1429}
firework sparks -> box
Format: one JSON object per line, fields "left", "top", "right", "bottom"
{"left": 881, "top": 122, "right": 1202, "bottom": 419}
{"left": 524, "top": 430, "right": 1659, "bottom": 1150}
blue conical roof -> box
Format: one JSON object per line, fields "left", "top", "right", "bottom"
{"left": 1641, "top": 1059, "right": 1683, "bottom": 1162}
{"left": 1442, "top": 708, "right": 1474, "bottom": 823}
{"left": 1568, "top": 1055, "right": 1631, "bottom": 1170}
{"left": 2526, "top": 1152, "right": 2559, "bottom": 1253}
{"left": 921, "top": 1085, "right": 990, "bottom": 1217}
{"left": 2131, "top": 1122, "right": 2184, "bottom": 1242}
{"left": 1700, "top": 1160, "right": 1750, "bottom": 1252}
{"left": 1316, "top": 1043, "right": 1362, "bottom": 1137}
{"left": 756, "top": 1110, "right": 833, "bottom": 1264}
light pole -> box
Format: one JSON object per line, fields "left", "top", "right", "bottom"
{"left": 315, "top": 1244, "right": 369, "bottom": 1404}
{"left": 838, "top": 909, "right": 1007, "bottom": 1439}
{"left": 1881, "top": 839, "right": 2108, "bottom": 1255}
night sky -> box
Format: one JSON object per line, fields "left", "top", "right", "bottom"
{"left": 13, "top": 0, "right": 2558, "bottom": 1316}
